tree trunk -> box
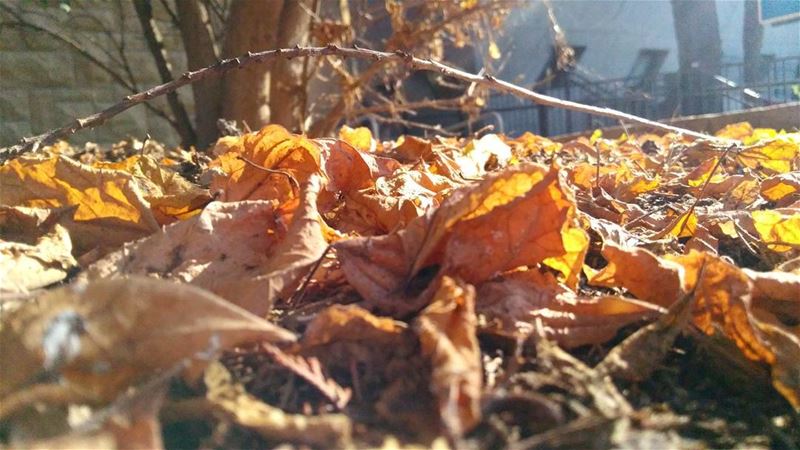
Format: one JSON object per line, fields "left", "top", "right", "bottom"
{"left": 743, "top": 0, "right": 764, "bottom": 84}
{"left": 133, "top": 0, "right": 196, "bottom": 147}
{"left": 269, "top": 0, "right": 315, "bottom": 132}
{"left": 670, "top": 0, "right": 723, "bottom": 115}
{"left": 219, "top": 0, "right": 284, "bottom": 130}
{"left": 176, "top": 0, "right": 223, "bottom": 148}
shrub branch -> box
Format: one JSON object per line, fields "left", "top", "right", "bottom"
{"left": 0, "top": 45, "right": 718, "bottom": 163}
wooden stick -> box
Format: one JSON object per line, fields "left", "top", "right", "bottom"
{"left": 0, "top": 45, "right": 718, "bottom": 163}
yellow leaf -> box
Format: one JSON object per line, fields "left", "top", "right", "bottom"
{"left": 590, "top": 129, "right": 603, "bottom": 145}
{"left": 685, "top": 157, "right": 723, "bottom": 187}
{"left": 738, "top": 138, "right": 800, "bottom": 174}
{"left": 761, "top": 172, "right": 800, "bottom": 205}
{"left": 715, "top": 121, "right": 753, "bottom": 141}
{"left": 488, "top": 41, "right": 501, "bottom": 60}
{"left": 339, "top": 125, "right": 375, "bottom": 153}
{"left": 751, "top": 210, "right": 800, "bottom": 252}
{"left": 0, "top": 156, "right": 160, "bottom": 253}
{"left": 210, "top": 124, "right": 321, "bottom": 203}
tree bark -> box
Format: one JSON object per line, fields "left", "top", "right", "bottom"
{"left": 670, "top": 0, "right": 723, "bottom": 115}
{"left": 219, "top": 0, "right": 284, "bottom": 130}
{"left": 269, "top": 0, "right": 315, "bottom": 132}
{"left": 176, "top": 0, "right": 223, "bottom": 148}
{"left": 132, "top": 0, "right": 196, "bottom": 147}
{"left": 743, "top": 0, "right": 764, "bottom": 84}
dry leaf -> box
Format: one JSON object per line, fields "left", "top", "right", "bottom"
{"left": 84, "top": 176, "right": 327, "bottom": 316}
{"left": 598, "top": 273, "right": 699, "bottom": 381}
{"left": 210, "top": 124, "right": 320, "bottom": 203}
{"left": 415, "top": 277, "right": 481, "bottom": 438}
{"left": 94, "top": 155, "right": 210, "bottom": 223}
{"left": 339, "top": 125, "right": 376, "bottom": 153}
{"left": 204, "top": 360, "right": 352, "bottom": 448}
{"left": 0, "top": 156, "right": 160, "bottom": 253}
{"left": 478, "top": 269, "right": 661, "bottom": 348}
{"left": 749, "top": 209, "right": 800, "bottom": 252}
{"left": 761, "top": 172, "right": 800, "bottom": 206}
{"left": 0, "top": 277, "right": 295, "bottom": 401}
{"left": 301, "top": 304, "right": 406, "bottom": 348}
{"left": 589, "top": 243, "right": 685, "bottom": 307}
{"left": 1, "top": 224, "right": 77, "bottom": 295}
{"left": 737, "top": 138, "right": 800, "bottom": 174}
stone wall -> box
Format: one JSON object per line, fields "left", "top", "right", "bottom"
{"left": 0, "top": 2, "right": 191, "bottom": 148}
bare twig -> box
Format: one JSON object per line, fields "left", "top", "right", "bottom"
{"left": 0, "top": 45, "right": 718, "bottom": 163}
{"left": 132, "top": 0, "right": 196, "bottom": 147}
{"left": 236, "top": 155, "right": 300, "bottom": 192}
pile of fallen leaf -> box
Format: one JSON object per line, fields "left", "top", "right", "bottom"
{"left": 1, "top": 122, "right": 798, "bottom": 449}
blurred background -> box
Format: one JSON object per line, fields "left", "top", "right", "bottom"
{"left": 1, "top": 0, "right": 798, "bottom": 149}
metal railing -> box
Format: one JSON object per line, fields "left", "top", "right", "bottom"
{"left": 424, "top": 56, "right": 800, "bottom": 137}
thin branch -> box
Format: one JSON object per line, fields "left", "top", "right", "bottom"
{"left": 367, "top": 113, "right": 458, "bottom": 137}
{"left": 236, "top": 155, "right": 300, "bottom": 193}
{"left": 132, "top": 0, "right": 197, "bottom": 147}
{"left": 0, "top": 45, "right": 718, "bottom": 163}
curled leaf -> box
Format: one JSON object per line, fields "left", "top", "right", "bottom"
{"left": 415, "top": 277, "right": 481, "bottom": 438}
{"left": 0, "top": 278, "right": 295, "bottom": 401}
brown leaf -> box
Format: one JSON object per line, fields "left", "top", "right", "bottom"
{"left": 301, "top": 304, "right": 406, "bottom": 349}
{"left": 335, "top": 164, "right": 589, "bottom": 311}
{"left": 1, "top": 224, "right": 77, "bottom": 295}
{"left": 84, "top": 176, "right": 328, "bottom": 316}
{"left": 339, "top": 169, "right": 458, "bottom": 234}
{"left": 589, "top": 243, "right": 685, "bottom": 307}
{"left": 318, "top": 138, "right": 400, "bottom": 194}
{"left": 478, "top": 269, "right": 661, "bottom": 348}
{"left": 415, "top": 277, "right": 481, "bottom": 438}
{"left": 439, "top": 165, "right": 588, "bottom": 287}
{"left": 0, "top": 277, "right": 295, "bottom": 401}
